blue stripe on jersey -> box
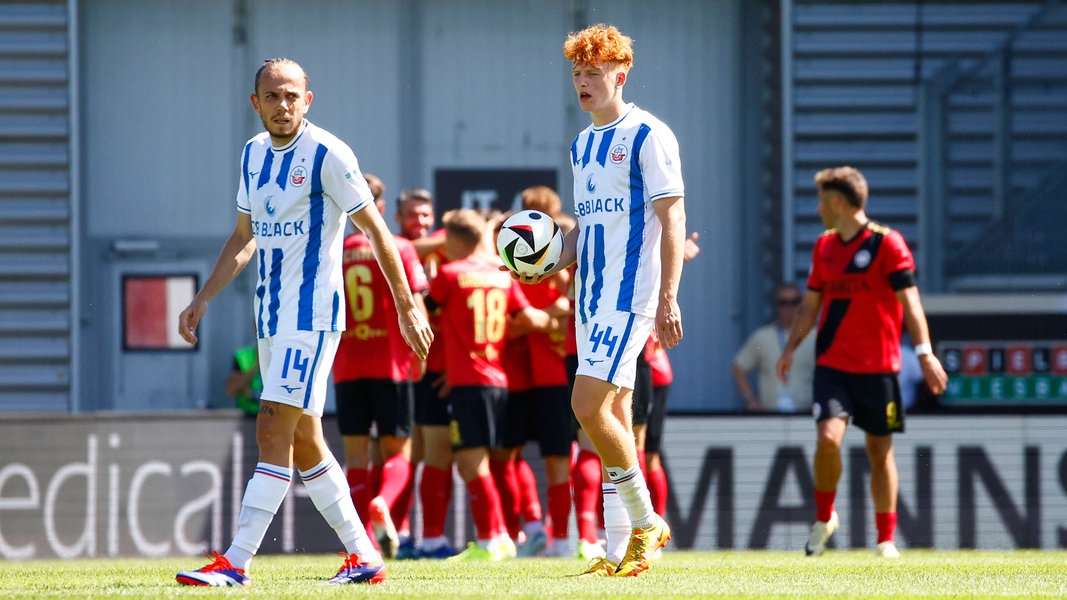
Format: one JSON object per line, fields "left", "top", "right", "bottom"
{"left": 256, "top": 248, "right": 267, "bottom": 337}
{"left": 299, "top": 144, "right": 329, "bottom": 330}
{"left": 275, "top": 149, "right": 294, "bottom": 191}
{"left": 242, "top": 142, "right": 252, "bottom": 197}
{"left": 595, "top": 128, "right": 616, "bottom": 167}
{"left": 590, "top": 224, "right": 606, "bottom": 318}
{"left": 570, "top": 136, "right": 579, "bottom": 166}
{"left": 580, "top": 132, "right": 595, "bottom": 168}
{"left": 257, "top": 149, "right": 274, "bottom": 190}
{"left": 618, "top": 124, "right": 652, "bottom": 312}
{"left": 267, "top": 248, "right": 283, "bottom": 336}
{"left": 606, "top": 312, "right": 636, "bottom": 383}
{"left": 302, "top": 331, "right": 326, "bottom": 408}
{"left": 578, "top": 226, "right": 591, "bottom": 324}
{"left": 332, "top": 291, "right": 340, "bottom": 331}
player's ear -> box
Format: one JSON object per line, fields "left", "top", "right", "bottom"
{"left": 304, "top": 90, "right": 313, "bottom": 109}
{"left": 615, "top": 70, "right": 626, "bottom": 87}
{"left": 250, "top": 93, "right": 261, "bottom": 114}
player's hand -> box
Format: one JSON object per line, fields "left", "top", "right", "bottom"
{"left": 683, "top": 232, "right": 701, "bottom": 263}
{"left": 499, "top": 264, "right": 552, "bottom": 286}
{"left": 775, "top": 350, "right": 793, "bottom": 384}
{"left": 919, "top": 354, "right": 948, "bottom": 395}
{"left": 177, "top": 301, "right": 207, "bottom": 345}
{"left": 656, "top": 298, "right": 683, "bottom": 349}
{"left": 399, "top": 308, "right": 434, "bottom": 361}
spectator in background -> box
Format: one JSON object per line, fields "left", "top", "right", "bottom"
{"left": 732, "top": 283, "right": 815, "bottom": 413}
{"left": 897, "top": 333, "right": 924, "bottom": 411}
{"left": 226, "top": 342, "right": 262, "bottom": 415}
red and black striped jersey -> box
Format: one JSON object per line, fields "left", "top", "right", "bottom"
{"left": 807, "top": 221, "right": 915, "bottom": 374}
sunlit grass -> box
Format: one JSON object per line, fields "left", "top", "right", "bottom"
{"left": 2, "top": 550, "right": 1066, "bottom": 598}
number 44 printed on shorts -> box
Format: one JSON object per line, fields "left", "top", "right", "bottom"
{"left": 586, "top": 323, "right": 618, "bottom": 366}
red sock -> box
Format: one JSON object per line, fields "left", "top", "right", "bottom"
{"left": 369, "top": 464, "right": 383, "bottom": 498}
{"left": 393, "top": 466, "right": 416, "bottom": 533}
{"left": 571, "top": 449, "right": 601, "bottom": 543}
{"left": 876, "top": 512, "right": 897, "bottom": 544}
{"left": 377, "top": 454, "right": 410, "bottom": 509}
{"left": 490, "top": 458, "right": 521, "bottom": 539}
{"left": 466, "top": 474, "right": 507, "bottom": 540}
{"left": 815, "top": 489, "right": 837, "bottom": 523}
{"left": 516, "top": 459, "right": 543, "bottom": 523}
{"left": 647, "top": 465, "right": 668, "bottom": 516}
{"left": 547, "top": 482, "right": 571, "bottom": 540}
{"left": 419, "top": 465, "right": 452, "bottom": 539}
{"left": 346, "top": 467, "right": 370, "bottom": 524}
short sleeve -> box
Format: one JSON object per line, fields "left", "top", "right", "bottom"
{"left": 807, "top": 237, "right": 826, "bottom": 292}
{"left": 235, "top": 141, "right": 253, "bottom": 214}
{"left": 882, "top": 230, "right": 916, "bottom": 276}
{"left": 640, "top": 126, "right": 685, "bottom": 202}
{"left": 321, "top": 146, "right": 373, "bottom": 216}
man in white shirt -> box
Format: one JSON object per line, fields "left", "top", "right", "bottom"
{"left": 732, "top": 283, "right": 815, "bottom": 413}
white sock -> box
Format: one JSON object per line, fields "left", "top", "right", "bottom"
{"left": 300, "top": 455, "right": 379, "bottom": 560}
{"left": 605, "top": 465, "right": 655, "bottom": 529}
{"left": 226, "top": 463, "right": 292, "bottom": 571}
{"left": 601, "top": 483, "right": 630, "bottom": 563}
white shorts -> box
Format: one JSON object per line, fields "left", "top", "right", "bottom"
{"left": 257, "top": 331, "right": 340, "bottom": 417}
{"left": 574, "top": 311, "right": 654, "bottom": 390}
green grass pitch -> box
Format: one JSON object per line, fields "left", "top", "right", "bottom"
{"left": 3, "top": 550, "right": 1066, "bottom": 598}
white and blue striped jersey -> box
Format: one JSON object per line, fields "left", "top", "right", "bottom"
{"left": 569, "top": 104, "right": 684, "bottom": 324}
{"left": 235, "top": 121, "right": 374, "bottom": 337}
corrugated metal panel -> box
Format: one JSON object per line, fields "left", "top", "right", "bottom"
{"left": 785, "top": 0, "right": 1051, "bottom": 282}
{"left": 0, "top": 0, "right": 72, "bottom": 411}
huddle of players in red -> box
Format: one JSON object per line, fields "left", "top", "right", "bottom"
{"left": 332, "top": 181, "right": 674, "bottom": 559}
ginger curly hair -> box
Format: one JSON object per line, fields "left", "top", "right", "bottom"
{"left": 563, "top": 23, "right": 633, "bottom": 70}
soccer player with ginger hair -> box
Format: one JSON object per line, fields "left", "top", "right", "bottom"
{"left": 508, "top": 24, "right": 686, "bottom": 577}
{"left": 777, "top": 166, "right": 947, "bottom": 559}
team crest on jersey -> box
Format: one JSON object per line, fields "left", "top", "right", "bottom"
{"left": 853, "top": 249, "right": 872, "bottom": 269}
{"left": 586, "top": 174, "right": 596, "bottom": 193}
{"left": 609, "top": 143, "right": 628, "bottom": 163}
{"left": 264, "top": 195, "right": 276, "bottom": 216}
{"left": 290, "top": 165, "right": 307, "bottom": 187}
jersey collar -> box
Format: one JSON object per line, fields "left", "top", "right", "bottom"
{"left": 592, "top": 103, "right": 635, "bottom": 131}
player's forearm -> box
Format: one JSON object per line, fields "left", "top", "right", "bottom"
{"left": 554, "top": 226, "right": 580, "bottom": 272}
{"left": 657, "top": 198, "right": 686, "bottom": 303}
{"left": 899, "top": 286, "right": 933, "bottom": 347}
{"left": 196, "top": 226, "right": 255, "bottom": 304}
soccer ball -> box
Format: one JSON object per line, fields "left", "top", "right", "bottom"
{"left": 496, "top": 209, "right": 564, "bottom": 277}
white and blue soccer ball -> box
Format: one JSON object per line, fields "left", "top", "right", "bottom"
{"left": 496, "top": 209, "right": 564, "bottom": 277}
